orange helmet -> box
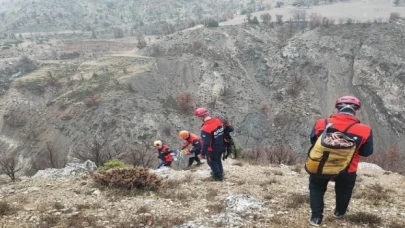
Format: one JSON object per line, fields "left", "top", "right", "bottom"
{"left": 179, "top": 130, "right": 190, "bottom": 139}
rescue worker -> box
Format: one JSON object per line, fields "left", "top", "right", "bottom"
{"left": 179, "top": 130, "right": 203, "bottom": 167}
{"left": 154, "top": 140, "right": 174, "bottom": 169}
{"left": 308, "top": 96, "right": 373, "bottom": 226}
{"left": 194, "top": 107, "right": 234, "bottom": 181}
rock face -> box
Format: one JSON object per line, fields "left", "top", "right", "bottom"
{"left": 1, "top": 22, "right": 405, "bottom": 173}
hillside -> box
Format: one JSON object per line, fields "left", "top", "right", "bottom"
{"left": 0, "top": 161, "right": 404, "bottom": 227}
{"left": 0, "top": 0, "right": 254, "bottom": 35}
{"left": 1, "top": 18, "right": 405, "bottom": 174}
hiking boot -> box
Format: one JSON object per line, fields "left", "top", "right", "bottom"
{"left": 196, "top": 162, "right": 203, "bottom": 166}
{"left": 308, "top": 217, "right": 322, "bottom": 226}
{"left": 213, "top": 176, "right": 224, "bottom": 181}
{"left": 333, "top": 211, "right": 345, "bottom": 218}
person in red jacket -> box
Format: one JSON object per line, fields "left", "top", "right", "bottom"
{"left": 194, "top": 107, "right": 234, "bottom": 181}
{"left": 179, "top": 130, "right": 203, "bottom": 167}
{"left": 308, "top": 96, "right": 374, "bottom": 226}
{"left": 154, "top": 140, "right": 174, "bottom": 169}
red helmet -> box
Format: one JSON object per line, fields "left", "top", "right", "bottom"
{"left": 194, "top": 107, "right": 209, "bottom": 117}
{"left": 335, "top": 96, "right": 361, "bottom": 109}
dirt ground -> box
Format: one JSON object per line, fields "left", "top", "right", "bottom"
{"left": 1, "top": 161, "right": 404, "bottom": 228}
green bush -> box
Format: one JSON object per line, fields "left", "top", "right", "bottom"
{"left": 92, "top": 167, "right": 163, "bottom": 191}
{"left": 205, "top": 20, "right": 219, "bottom": 27}
{"left": 98, "top": 159, "right": 130, "bottom": 171}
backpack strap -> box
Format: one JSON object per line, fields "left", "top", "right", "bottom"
{"left": 343, "top": 122, "right": 358, "bottom": 133}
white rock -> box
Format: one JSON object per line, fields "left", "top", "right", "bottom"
{"left": 358, "top": 162, "right": 384, "bottom": 171}
{"left": 33, "top": 160, "right": 97, "bottom": 179}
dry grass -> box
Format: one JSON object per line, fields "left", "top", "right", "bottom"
{"left": 62, "top": 213, "right": 99, "bottom": 228}
{"left": 0, "top": 201, "right": 15, "bottom": 216}
{"left": 183, "top": 173, "right": 194, "bottom": 183}
{"left": 291, "top": 165, "right": 302, "bottom": 173}
{"left": 53, "top": 201, "right": 65, "bottom": 210}
{"left": 260, "top": 178, "right": 278, "bottom": 187}
{"left": 154, "top": 214, "right": 193, "bottom": 227}
{"left": 232, "top": 162, "right": 244, "bottom": 167}
{"left": 272, "top": 170, "right": 284, "bottom": 176}
{"left": 389, "top": 220, "right": 405, "bottom": 228}
{"left": 207, "top": 201, "right": 225, "bottom": 214}
{"left": 75, "top": 203, "right": 101, "bottom": 211}
{"left": 136, "top": 205, "right": 151, "bottom": 214}
{"left": 354, "top": 183, "right": 391, "bottom": 206}
{"left": 285, "top": 193, "right": 309, "bottom": 209}
{"left": 235, "top": 179, "right": 246, "bottom": 185}
{"left": 206, "top": 188, "right": 219, "bottom": 200}
{"left": 36, "top": 201, "right": 51, "bottom": 213}
{"left": 345, "top": 212, "right": 382, "bottom": 226}
{"left": 38, "top": 214, "right": 61, "bottom": 228}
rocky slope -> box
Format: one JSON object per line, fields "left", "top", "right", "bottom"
{"left": 0, "top": 161, "right": 404, "bottom": 228}
{"left": 0, "top": 0, "right": 255, "bottom": 35}
{"left": 1, "top": 19, "right": 405, "bottom": 173}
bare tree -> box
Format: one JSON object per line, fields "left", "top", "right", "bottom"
{"left": 128, "top": 145, "right": 155, "bottom": 168}
{"left": 260, "top": 13, "right": 272, "bottom": 24}
{"left": 72, "top": 135, "right": 126, "bottom": 167}
{"left": 0, "top": 154, "right": 22, "bottom": 180}
{"left": 33, "top": 142, "right": 67, "bottom": 170}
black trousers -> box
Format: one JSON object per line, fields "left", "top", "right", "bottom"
{"left": 188, "top": 150, "right": 202, "bottom": 166}
{"left": 309, "top": 172, "right": 357, "bottom": 220}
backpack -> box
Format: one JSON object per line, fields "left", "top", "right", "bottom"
{"left": 305, "top": 119, "right": 358, "bottom": 178}
{"left": 219, "top": 117, "right": 237, "bottom": 160}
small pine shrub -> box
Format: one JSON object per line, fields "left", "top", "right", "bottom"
{"left": 92, "top": 167, "right": 163, "bottom": 191}
{"left": 98, "top": 159, "right": 130, "bottom": 171}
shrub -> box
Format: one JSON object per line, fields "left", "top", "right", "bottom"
{"left": 128, "top": 145, "right": 155, "bottom": 168}
{"left": 346, "top": 212, "right": 382, "bottom": 226}
{"left": 394, "top": 0, "right": 401, "bottom": 6}
{"left": 98, "top": 159, "right": 130, "bottom": 171}
{"left": 192, "top": 40, "right": 203, "bottom": 50}
{"left": 248, "top": 16, "right": 259, "bottom": 25}
{"left": 59, "top": 52, "right": 80, "bottom": 60}
{"left": 390, "top": 12, "right": 400, "bottom": 22}
{"left": 309, "top": 13, "right": 322, "bottom": 29}
{"left": 276, "top": 15, "right": 283, "bottom": 24}
{"left": 85, "top": 94, "right": 102, "bottom": 107}
{"left": 0, "top": 155, "right": 21, "bottom": 180}
{"left": 113, "top": 27, "right": 124, "bottom": 38}
{"left": 92, "top": 167, "right": 163, "bottom": 191}
{"left": 19, "top": 56, "right": 37, "bottom": 74}
{"left": 276, "top": 1, "right": 284, "bottom": 8}
{"left": 176, "top": 92, "right": 194, "bottom": 113}
{"left": 15, "top": 79, "right": 45, "bottom": 95}
{"left": 72, "top": 135, "right": 127, "bottom": 167}
{"left": 205, "top": 20, "right": 219, "bottom": 27}
{"left": 243, "top": 145, "right": 298, "bottom": 165}
{"left": 362, "top": 146, "right": 402, "bottom": 173}
{"left": 260, "top": 13, "right": 272, "bottom": 24}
